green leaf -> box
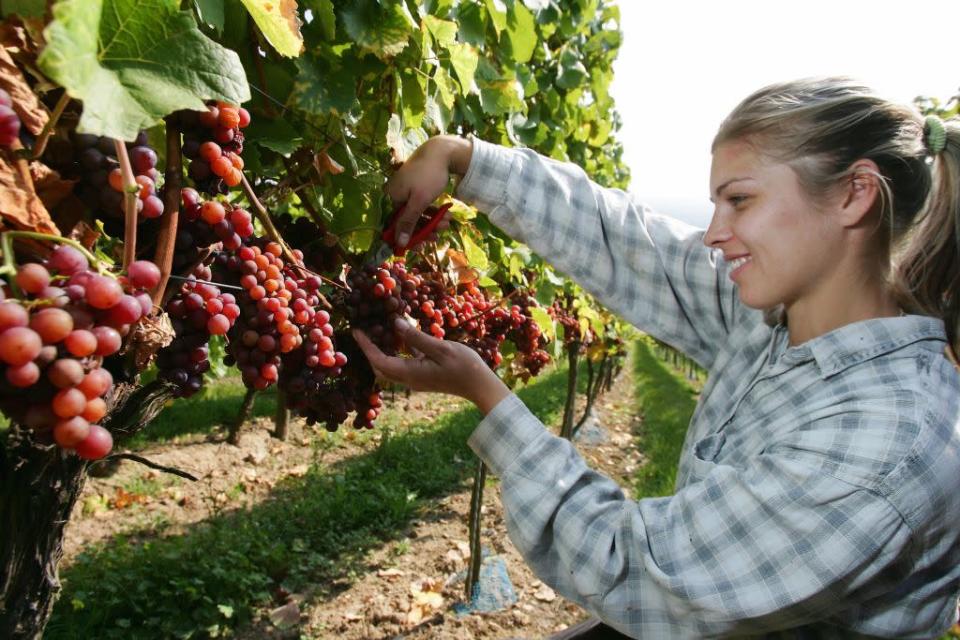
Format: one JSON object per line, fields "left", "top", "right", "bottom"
{"left": 556, "top": 49, "right": 587, "bottom": 90}
{"left": 340, "top": 0, "right": 416, "bottom": 59}
{"left": 386, "top": 114, "right": 427, "bottom": 163}
{"left": 2, "top": 0, "right": 45, "bottom": 18}
{"left": 293, "top": 53, "right": 358, "bottom": 116}
{"left": 503, "top": 2, "right": 536, "bottom": 63}
{"left": 447, "top": 43, "right": 478, "bottom": 96}
{"left": 309, "top": 0, "right": 336, "bottom": 39}
{"left": 217, "top": 604, "right": 234, "bottom": 619}
{"left": 195, "top": 0, "right": 225, "bottom": 32}
{"left": 400, "top": 70, "right": 426, "bottom": 129}
{"left": 456, "top": 1, "right": 488, "bottom": 46}
{"left": 460, "top": 231, "right": 489, "bottom": 269}
{"left": 423, "top": 15, "right": 457, "bottom": 48}
{"left": 484, "top": 0, "right": 507, "bottom": 37}
{"left": 238, "top": 0, "right": 304, "bottom": 57}
{"left": 479, "top": 77, "right": 523, "bottom": 116}
{"left": 244, "top": 118, "right": 303, "bottom": 155}
{"left": 433, "top": 66, "right": 457, "bottom": 110}
{"left": 38, "top": 0, "right": 249, "bottom": 141}
{"left": 529, "top": 306, "right": 555, "bottom": 342}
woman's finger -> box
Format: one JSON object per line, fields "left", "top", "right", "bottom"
{"left": 394, "top": 319, "right": 446, "bottom": 358}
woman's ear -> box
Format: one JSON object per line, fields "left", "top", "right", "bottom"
{"left": 837, "top": 159, "right": 882, "bottom": 228}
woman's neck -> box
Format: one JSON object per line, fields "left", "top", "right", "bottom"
{"left": 784, "top": 271, "right": 901, "bottom": 347}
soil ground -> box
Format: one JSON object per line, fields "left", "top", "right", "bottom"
{"left": 62, "top": 367, "right": 644, "bottom": 640}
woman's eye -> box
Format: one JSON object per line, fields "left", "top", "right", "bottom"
{"left": 729, "top": 195, "right": 749, "bottom": 207}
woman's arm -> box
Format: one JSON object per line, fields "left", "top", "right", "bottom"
{"left": 388, "top": 136, "right": 758, "bottom": 369}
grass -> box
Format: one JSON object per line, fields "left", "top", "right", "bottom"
{"left": 630, "top": 337, "right": 701, "bottom": 498}
{"left": 46, "top": 364, "right": 578, "bottom": 640}
{"left": 124, "top": 377, "right": 279, "bottom": 450}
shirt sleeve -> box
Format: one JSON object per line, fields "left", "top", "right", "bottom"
{"left": 455, "top": 138, "right": 759, "bottom": 369}
{"left": 469, "top": 394, "right": 914, "bottom": 638}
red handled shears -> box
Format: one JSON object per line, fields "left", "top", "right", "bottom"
{"left": 366, "top": 202, "right": 453, "bottom": 266}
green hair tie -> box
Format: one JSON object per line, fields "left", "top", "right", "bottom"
{"left": 925, "top": 115, "right": 947, "bottom": 156}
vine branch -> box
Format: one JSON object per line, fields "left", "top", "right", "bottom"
{"left": 100, "top": 453, "right": 198, "bottom": 481}
{"left": 32, "top": 92, "right": 70, "bottom": 160}
{"left": 154, "top": 115, "right": 182, "bottom": 306}
{"left": 113, "top": 140, "right": 138, "bottom": 269}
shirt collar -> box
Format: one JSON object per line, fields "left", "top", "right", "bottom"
{"left": 773, "top": 315, "right": 946, "bottom": 379}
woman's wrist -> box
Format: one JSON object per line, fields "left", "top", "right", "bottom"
{"left": 468, "top": 367, "right": 511, "bottom": 415}
{"left": 435, "top": 135, "right": 473, "bottom": 177}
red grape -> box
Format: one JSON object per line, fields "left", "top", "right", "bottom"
{"left": 0, "top": 327, "right": 42, "bottom": 366}
{"left": 54, "top": 416, "right": 90, "bottom": 448}
{"left": 75, "top": 424, "right": 113, "bottom": 459}
{"left": 65, "top": 329, "right": 98, "bottom": 357}
{"left": 15, "top": 263, "right": 50, "bottom": 294}
{"left": 29, "top": 308, "right": 74, "bottom": 343}
{"left": 6, "top": 362, "right": 39, "bottom": 387}
{"left": 78, "top": 368, "right": 112, "bottom": 399}
{"left": 86, "top": 275, "right": 124, "bottom": 309}
{"left": 47, "top": 245, "right": 89, "bottom": 275}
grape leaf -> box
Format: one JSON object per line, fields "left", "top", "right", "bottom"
{"left": 244, "top": 118, "right": 303, "bottom": 155}
{"left": 503, "top": 2, "right": 536, "bottom": 63}
{"left": 455, "top": 1, "right": 487, "bottom": 46}
{"left": 400, "top": 70, "right": 426, "bottom": 129}
{"left": 238, "top": 0, "right": 304, "bottom": 57}
{"left": 433, "top": 66, "right": 457, "bottom": 109}
{"left": 447, "top": 43, "right": 478, "bottom": 96}
{"left": 484, "top": 0, "right": 507, "bottom": 37}
{"left": 194, "top": 0, "right": 225, "bottom": 32}
{"left": 293, "top": 53, "right": 358, "bottom": 116}
{"left": 38, "top": 0, "right": 249, "bottom": 141}
{"left": 386, "top": 113, "right": 427, "bottom": 163}
{"left": 340, "top": 0, "right": 416, "bottom": 60}
{"left": 529, "top": 306, "right": 555, "bottom": 343}
{"left": 459, "top": 230, "right": 489, "bottom": 269}
{"left": 302, "top": 0, "right": 335, "bottom": 39}
{"left": 423, "top": 15, "right": 457, "bottom": 48}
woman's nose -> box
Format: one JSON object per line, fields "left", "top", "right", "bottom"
{"left": 703, "top": 209, "right": 731, "bottom": 248}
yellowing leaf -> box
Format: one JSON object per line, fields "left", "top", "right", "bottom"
{"left": 239, "top": 0, "right": 304, "bottom": 57}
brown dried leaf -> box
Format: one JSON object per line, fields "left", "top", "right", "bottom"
{"left": 0, "top": 151, "right": 59, "bottom": 234}
{"left": 318, "top": 150, "right": 343, "bottom": 175}
{"left": 0, "top": 47, "right": 47, "bottom": 135}
{"left": 109, "top": 487, "right": 148, "bottom": 510}
{"left": 30, "top": 161, "right": 75, "bottom": 212}
{"left": 445, "top": 248, "right": 478, "bottom": 284}
{"left": 407, "top": 577, "right": 444, "bottom": 625}
{"left": 121, "top": 312, "right": 175, "bottom": 370}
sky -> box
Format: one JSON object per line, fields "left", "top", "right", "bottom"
{"left": 608, "top": 1, "right": 960, "bottom": 229}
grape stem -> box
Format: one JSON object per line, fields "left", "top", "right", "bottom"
{"left": 1, "top": 230, "right": 110, "bottom": 275}
{"left": 31, "top": 92, "right": 70, "bottom": 160}
{"left": 0, "top": 232, "right": 20, "bottom": 295}
{"left": 153, "top": 116, "right": 182, "bottom": 307}
{"left": 239, "top": 173, "right": 336, "bottom": 306}
{"left": 99, "top": 453, "right": 198, "bottom": 481}
{"left": 458, "top": 287, "right": 524, "bottom": 326}
{"left": 113, "top": 140, "right": 138, "bottom": 269}
{"left": 167, "top": 274, "right": 245, "bottom": 291}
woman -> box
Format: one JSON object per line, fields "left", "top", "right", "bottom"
{"left": 353, "top": 78, "right": 960, "bottom": 638}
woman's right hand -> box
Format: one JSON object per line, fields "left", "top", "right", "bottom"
{"left": 384, "top": 135, "right": 473, "bottom": 249}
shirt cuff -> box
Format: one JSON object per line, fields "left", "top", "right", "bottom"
{"left": 468, "top": 393, "right": 550, "bottom": 477}
{"left": 454, "top": 137, "right": 520, "bottom": 215}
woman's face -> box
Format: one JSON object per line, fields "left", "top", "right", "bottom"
{"left": 705, "top": 139, "right": 845, "bottom": 311}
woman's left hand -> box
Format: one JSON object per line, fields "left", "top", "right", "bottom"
{"left": 352, "top": 319, "right": 511, "bottom": 415}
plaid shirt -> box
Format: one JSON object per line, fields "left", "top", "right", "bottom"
{"left": 456, "top": 138, "right": 960, "bottom": 639}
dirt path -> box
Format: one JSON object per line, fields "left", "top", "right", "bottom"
{"left": 62, "top": 365, "right": 643, "bottom": 640}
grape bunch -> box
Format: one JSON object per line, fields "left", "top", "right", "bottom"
{"left": 0, "top": 88, "right": 21, "bottom": 147}
{"left": 157, "top": 264, "right": 241, "bottom": 397}
{"left": 0, "top": 246, "right": 159, "bottom": 460}
{"left": 342, "top": 262, "right": 415, "bottom": 356}
{"left": 67, "top": 130, "right": 164, "bottom": 222}
{"left": 173, "top": 188, "right": 255, "bottom": 272}
{"left": 215, "top": 241, "right": 343, "bottom": 391}
{"left": 280, "top": 331, "right": 378, "bottom": 431}
{"left": 273, "top": 213, "right": 345, "bottom": 276}
{"left": 177, "top": 102, "right": 250, "bottom": 196}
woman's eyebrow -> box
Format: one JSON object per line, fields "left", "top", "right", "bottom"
{"left": 710, "top": 177, "right": 752, "bottom": 202}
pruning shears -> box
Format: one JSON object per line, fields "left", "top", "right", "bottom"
{"left": 366, "top": 201, "right": 453, "bottom": 266}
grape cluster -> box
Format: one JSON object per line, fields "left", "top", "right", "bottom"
{"left": 173, "top": 187, "right": 254, "bottom": 272}
{"left": 177, "top": 102, "right": 250, "bottom": 196}
{"left": 273, "top": 213, "right": 345, "bottom": 275}
{"left": 0, "top": 88, "right": 21, "bottom": 147}
{"left": 157, "top": 264, "right": 241, "bottom": 397}
{"left": 0, "top": 246, "right": 159, "bottom": 460}
{"left": 70, "top": 131, "right": 164, "bottom": 222}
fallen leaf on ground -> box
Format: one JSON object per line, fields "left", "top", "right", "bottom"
{"left": 269, "top": 600, "right": 300, "bottom": 628}
{"left": 377, "top": 568, "right": 405, "bottom": 578}
{"left": 407, "top": 577, "right": 444, "bottom": 625}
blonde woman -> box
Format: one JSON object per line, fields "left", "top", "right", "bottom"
{"left": 354, "top": 78, "right": 960, "bottom": 638}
